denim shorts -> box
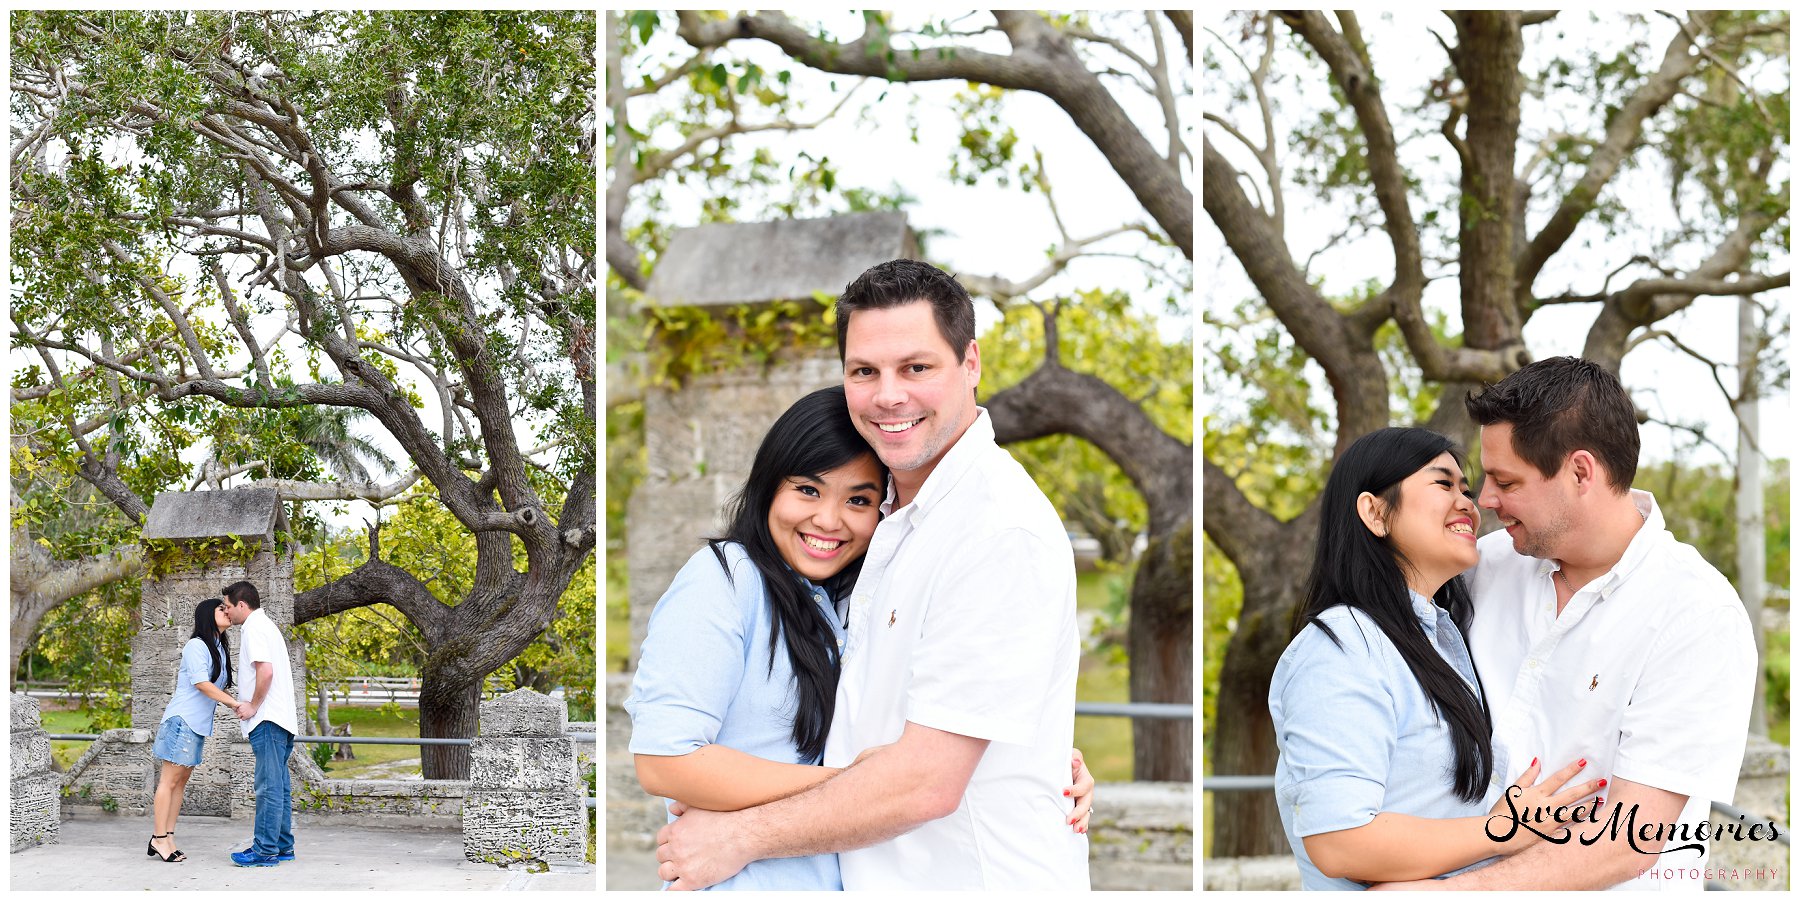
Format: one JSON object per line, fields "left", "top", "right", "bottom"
{"left": 152, "top": 716, "right": 205, "bottom": 767}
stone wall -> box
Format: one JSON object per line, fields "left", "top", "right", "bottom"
{"left": 10, "top": 695, "right": 59, "bottom": 851}
{"left": 464, "top": 689, "right": 589, "bottom": 867}
{"left": 60, "top": 728, "right": 154, "bottom": 816}
{"left": 297, "top": 778, "right": 468, "bottom": 821}
{"left": 626, "top": 355, "right": 841, "bottom": 657}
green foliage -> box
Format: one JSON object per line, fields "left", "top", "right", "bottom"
{"left": 21, "top": 580, "right": 138, "bottom": 729}
{"left": 141, "top": 534, "right": 281, "bottom": 580}
{"left": 308, "top": 739, "right": 337, "bottom": 771}
{"left": 293, "top": 484, "right": 595, "bottom": 713}
{"left": 642, "top": 296, "right": 838, "bottom": 387}
{"left": 981, "top": 290, "right": 1192, "bottom": 560}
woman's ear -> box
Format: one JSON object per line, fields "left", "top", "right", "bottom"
{"left": 1356, "top": 491, "right": 1388, "bottom": 538}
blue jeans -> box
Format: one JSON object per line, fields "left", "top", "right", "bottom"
{"left": 249, "top": 722, "right": 294, "bottom": 857}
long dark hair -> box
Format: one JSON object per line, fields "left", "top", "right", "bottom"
{"left": 1294, "top": 427, "right": 1492, "bottom": 803}
{"left": 192, "top": 599, "right": 233, "bottom": 690}
{"left": 712, "top": 385, "right": 885, "bottom": 764}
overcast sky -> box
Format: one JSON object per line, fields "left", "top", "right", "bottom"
{"left": 620, "top": 10, "right": 1194, "bottom": 339}
{"left": 1202, "top": 11, "right": 1791, "bottom": 474}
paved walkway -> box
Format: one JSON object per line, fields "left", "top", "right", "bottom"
{"left": 11, "top": 810, "right": 594, "bottom": 891}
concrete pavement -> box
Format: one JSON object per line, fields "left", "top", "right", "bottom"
{"left": 11, "top": 809, "right": 594, "bottom": 891}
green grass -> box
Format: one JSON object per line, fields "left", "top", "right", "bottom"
{"left": 1074, "top": 569, "right": 1134, "bottom": 782}
{"left": 307, "top": 705, "right": 424, "bottom": 779}
{"left": 42, "top": 708, "right": 96, "bottom": 770}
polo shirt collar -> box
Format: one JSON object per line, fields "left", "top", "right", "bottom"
{"left": 1534, "top": 488, "right": 1667, "bottom": 602}
{"left": 883, "top": 407, "right": 992, "bottom": 519}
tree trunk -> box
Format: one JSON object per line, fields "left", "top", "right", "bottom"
{"left": 1736, "top": 295, "right": 1767, "bottom": 736}
{"left": 1129, "top": 519, "right": 1193, "bottom": 781}
{"left": 1451, "top": 12, "right": 1524, "bottom": 347}
{"left": 316, "top": 679, "right": 333, "bottom": 737}
{"left": 1209, "top": 534, "right": 1310, "bottom": 856}
{"left": 418, "top": 673, "right": 481, "bottom": 780}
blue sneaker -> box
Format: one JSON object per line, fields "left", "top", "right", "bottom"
{"left": 231, "top": 849, "right": 280, "bottom": 867}
{"left": 277, "top": 849, "right": 296, "bottom": 862}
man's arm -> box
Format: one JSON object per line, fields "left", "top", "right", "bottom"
{"left": 238, "top": 661, "right": 272, "bottom": 719}
{"left": 656, "top": 721, "right": 987, "bottom": 889}
{"left": 635, "top": 746, "right": 841, "bottom": 812}
{"left": 1378, "top": 777, "right": 1687, "bottom": 890}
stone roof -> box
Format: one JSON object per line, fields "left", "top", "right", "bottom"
{"left": 643, "top": 211, "right": 916, "bottom": 307}
{"left": 141, "top": 487, "right": 287, "bottom": 541}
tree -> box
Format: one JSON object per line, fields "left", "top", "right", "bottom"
{"left": 11, "top": 10, "right": 596, "bottom": 778}
{"left": 608, "top": 10, "right": 1196, "bottom": 779}
{"left": 1204, "top": 11, "right": 1788, "bottom": 854}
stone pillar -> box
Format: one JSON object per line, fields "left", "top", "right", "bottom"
{"left": 135, "top": 549, "right": 301, "bottom": 820}
{"left": 604, "top": 672, "right": 664, "bottom": 854}
{"left": 1707, "top": 734, "right": 1789, "bottom": 890}
{"left": 463, "top": 689, "right": 588, "bottom": 867}
{"left": 627, "top": 354, "right": 840, "bottom": 655}
{"left": 1089, "top": 781, "right": 1194, "bottom": 890}
{"left": 10, "top": 695, "right": 59, "bottom": 851}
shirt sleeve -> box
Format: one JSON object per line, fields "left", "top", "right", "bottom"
{"left": 245, "top": 619, "right": 283, "bottom": 664}
{"left": 903, "top": 527, "right": 1071, "bottom": 746}
{"left": 1612, "top": 599, "right": 1756, "bottom": 802}
{"left": 1273, "top": 616, "right": 1401, "bottom": 838}
{"left": 625, "top": 548, "right": 757, "bottom": 757}
{"left": 181, "top": 638, "right": 213, "bottom": 687}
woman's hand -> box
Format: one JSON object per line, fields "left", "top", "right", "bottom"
{"left": 1487, "top": 756, "right": 1604, "bottom": 854}
{"left": 1067, "top": 747, "right": 1095, "bottom": 834}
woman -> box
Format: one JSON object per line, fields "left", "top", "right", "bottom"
{"left": 626, "top": 385, "right": 1093, "bottom": 891}
{"left": 148, "top": 598, "right": 238, "bottom": 863}
{"left": 1270, "top": 428, "right": 1600, "bottom": 889}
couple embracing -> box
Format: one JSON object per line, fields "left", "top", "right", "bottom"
{"left": 627, "top": 260, "right": 1095, "bottom": 890}
{"left": 148, "top": 581, "right": 298, "bottom": 868}
{"left": 1272, "top": 357, "right": 1758, "bottom": 890}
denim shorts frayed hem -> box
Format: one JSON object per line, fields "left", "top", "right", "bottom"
{"left": 152, "top": 716, "right": 205, "bottom": 767}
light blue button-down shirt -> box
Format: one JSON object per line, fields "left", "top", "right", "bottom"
{"left": 625, "top": 541, "right": 846, "bottom": 891}
{"left": 1270, "top": 591, "right": 1492, "bottom": 890}
{"left": 160, "top": 636, "right": 226, "bottom": 736}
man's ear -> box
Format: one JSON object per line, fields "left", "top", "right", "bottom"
{"left": 1356, "top": 491, "right": 1388, "bottom": 538}
{"left": 1568, "top": 451, "right": 1598, "bottom": 492}
{"left": 963, "top": 339, "right": 980, "bottom": 388}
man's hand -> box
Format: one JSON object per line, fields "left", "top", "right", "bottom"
{"left": 655, "top": 801, "right": 755, "bottom": 890}
{"left": 235, "top": 702, "right": 256, "bottom": 720}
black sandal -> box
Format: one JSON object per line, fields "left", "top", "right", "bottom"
{"left": 148, "top": 832, "right": 185, "bottom": 863}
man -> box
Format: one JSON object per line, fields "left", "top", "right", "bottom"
{"left": 222, "top": 580, "right": 300, "bottom": 868}
{"left": 1382, "top": 357, "right": 1756, "bottom": 890}
{"left": 655, "top": 259, "right": 1088, "bottom": 889}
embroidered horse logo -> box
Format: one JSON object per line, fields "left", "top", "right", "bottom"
{"left": 1589, "top": 674, "right": 1599, "bottom": 691}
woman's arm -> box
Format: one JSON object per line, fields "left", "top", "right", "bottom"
{"left": 1304, "top": 813, "right": 1498, "bottom": 882}
{"left": 193, "top": 680, "right": 236, "bottom": 707}
{"left": 1306, "top": 757, "right": 1601, "bottom": 882}
{"left": 636, "top": 745, "right": 841, "bottom": 811}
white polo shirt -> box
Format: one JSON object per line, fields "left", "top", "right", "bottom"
{"left": 237, "top": 608, "right": 299, "bottom": 738}
{"left": 1468, "top": 490, "right": 1756, "bottom": 891}
{"left": 823, "top": 408, "right": 1088, "bottom": 890}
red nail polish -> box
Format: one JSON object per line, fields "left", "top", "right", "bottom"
{"left": 1530, "top": 757, "right": 1537, "bottom": 767}
{"left": 1599, "top": 779, "right": 1607, "bottom": 788}
{"left": 1063, "top": 790, "right": 1071, "bottom": 797}
{"left": 1579, "top": 758, "right": 1587, "bottom": 767}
